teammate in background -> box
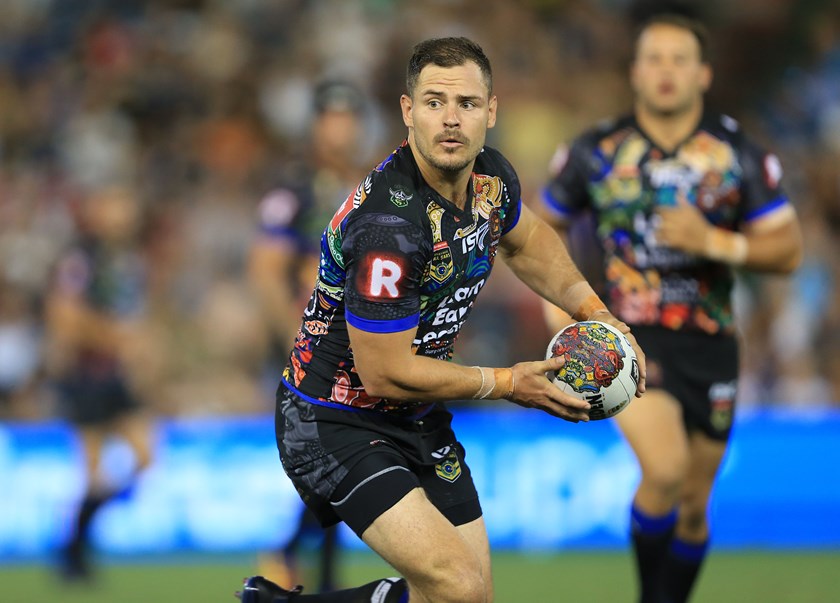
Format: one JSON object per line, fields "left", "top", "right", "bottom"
{"left": 249, "top": 81, "right": 373, "bottom": 593}
{"left": 539, "top": 14, "right": 802, "bottom": 603}
{"left": 45, "top": 188, "right": 155, "bottom": 581}
{"left": 236, "top": 36, "right": 644, "bottom": 603}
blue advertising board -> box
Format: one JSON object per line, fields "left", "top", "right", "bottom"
{"left": 0, "top": 408, "right": 838, "bottom": 559}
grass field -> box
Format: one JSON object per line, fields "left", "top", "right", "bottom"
{"left": 2, "top": 550, "right": 839, "bottom": 602}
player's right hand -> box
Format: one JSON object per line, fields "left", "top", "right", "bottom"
{"left": 508, "top": 357, "right": 591, "bottom": 423}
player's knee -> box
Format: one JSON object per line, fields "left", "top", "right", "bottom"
{"left": 412, "top": 557, "right": 487, "bottom": 603}
{"left": 679, "top": 493, "right": 711, "bottom": 535}
{"left": 642, "top": 463, "right": 687, "bottom": 500}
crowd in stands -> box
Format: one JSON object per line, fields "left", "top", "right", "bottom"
{"left": 1, "top": 0, "right": 838, "bottom": 420}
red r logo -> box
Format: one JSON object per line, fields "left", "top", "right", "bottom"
{"left": 370, "top": 258, "right": 401, "bottom": 297}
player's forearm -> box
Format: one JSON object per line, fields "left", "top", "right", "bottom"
{"left": 503, "top": 218, "right": 607, "bottom": 319}
{"left": 360, "top": 355, "right": 513, "bottom": 402}
{"left": 348, "top": 324, "right": 513, "bottom": 402}
{"left": 704, "top": 220, "right": 802, "bottom": 274}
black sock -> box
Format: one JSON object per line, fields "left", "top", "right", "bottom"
{"left": 67, "top": 493, "right": 109, "bottom": 552}
{"left": 295, "top": 577, "right": 408, "bottom": 602}
{"left": 630, "top": 503, "right": 677, "bottom": 603}
{"left": 662, "top": 537, "right": 708, "bottom": 603}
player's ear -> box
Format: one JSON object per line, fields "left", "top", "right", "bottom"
{"left": 699, "top": 63, "right": 713, "bottom": 93}
{"left": 487, "top": 95, "right": 497, "bottom": 129}
{"left": 400, "top": 94, "right": 413, "bottom": 128}
{"left": 629, "top": 61, "right": 641, "bottom": 94}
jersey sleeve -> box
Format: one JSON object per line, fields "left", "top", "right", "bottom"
{"left": 494, "top": 149, "right": 523, "bottom": 235}
{"left": 342, "top": 212, "right": 430, "bottom": 334}
{"left": 737, "top": 137, "right": 791, "bottom": 224}
{"left": 540, "top": 137, "right": 595, "bottom": 220}
{"left": 256, "top": 188, "right": 303, "bottom": 242}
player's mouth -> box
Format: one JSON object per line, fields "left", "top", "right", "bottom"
{"left": 436, "top": 132, "right": 467, "bottom": 148}
{"left": 658, "top": 81, "right": 675, "bottom": 95}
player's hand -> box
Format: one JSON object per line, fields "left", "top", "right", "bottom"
{"left": 508, "top": 358, "right": 592, "bottom": 423}
{"left": 655, "top": 194, "right": 710, "bottom": 256}
{"left": 588, "top": 309, "right": 646, "bottom": 397}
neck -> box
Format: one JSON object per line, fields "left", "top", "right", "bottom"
{"left": 635, "top": 100, "right": 703, "bottom": 152}
{"left": 408, "top": 138, "right": 473, "bottom": 209}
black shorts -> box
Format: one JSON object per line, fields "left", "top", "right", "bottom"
{"left": 275, "top": 381, "right": 482, "bottom": 537}
{"left": 57, "top": 370, "right": 141, "bottom": 426}
{"left": 631, "top": 326, "right": 739, "bottom": 441}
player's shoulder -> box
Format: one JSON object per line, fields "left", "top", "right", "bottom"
{"left": 581, "top": 115, "right": 633, "bottom": 141}
{"left": 700, "top": 111, "right": 776, "bottom": 159}
{"left": 352, "top": 144, "right": 427, "bottom": 223}
{"left": 565, "top": 114, "right": 635, "bottom": 157}
{"left": 474, "top": 145, "right": 519, "bottom": 182}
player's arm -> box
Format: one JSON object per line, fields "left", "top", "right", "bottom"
{"left": 534, "top": 202, "right": 577, "bottom": 334}
{"left": 248, "top": 237, "right": 301, "bottom": 348}
{"left": 499, "top": 203, "right": 646, "bottom": 395}
{"left": 347, "top": 323, "right": 591, "bottom": 422}
{"left": 656, "top": 198, "right": 802, "bottom": 273}
{"left": 343, "top": 209, "right": 590, "bottom": 421}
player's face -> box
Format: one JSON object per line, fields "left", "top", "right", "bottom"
{"left": 631, "top": 23, "right": 711, "bottom": 117}
{"left": 313, "top": 109, "right": 362, "bottom": 164}
{"left": 400, "top": 62, "right": 497, "bottom": 175}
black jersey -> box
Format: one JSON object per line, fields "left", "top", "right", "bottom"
{"left": 542, "top": 112, "right": 791, "bottom": 334}
{"left": 283, "top": 141, "right": 522, "bottom": 413}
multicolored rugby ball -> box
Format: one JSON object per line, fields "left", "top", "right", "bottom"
{"left": 545, "top": 320, "right": 639, "bottom": 420}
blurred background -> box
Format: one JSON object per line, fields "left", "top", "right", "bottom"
{"left": 1, "top": 0, "right": 839, "bottom": 601}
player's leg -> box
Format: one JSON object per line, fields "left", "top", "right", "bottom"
{"left": 662, "top": 431, "right": 727, "bottom": 603}
{"left": 616, "top": 388, "right": 690, "bottom": 603}
{"left": 61, "top": 425, "right": 107, "bottom": 579}
{"left": 318, "top": 523, "right": 339, "bottom": 592}
{"left": 112, "top": 410, "right": 154, "bottom": 478}
{"left": 238, "top": 488, "right": 484, "bottom": 603}
{"left": 455, "top": 515, "right": 493, "bottom": 602}
{"left": 360, "top": 488, "right": 488, "bottom": 603}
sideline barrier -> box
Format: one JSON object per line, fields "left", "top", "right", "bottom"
{"left": 0, "top": 409, "right": 838, "bottom": 558}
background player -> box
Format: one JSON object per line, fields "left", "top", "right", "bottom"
{"left": 249, "top": 80, "right": 374, "bottom": 593}
{"left": 45, "top": 187, "right": 155, "bottom": 581}
{"left": 539, "top": 12, "right": 803, "bottom": 603}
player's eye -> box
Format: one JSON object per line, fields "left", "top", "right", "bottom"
{"left": 428, "top": 99, "right": 442, "bottom": 108}
{"left": 461, "top": 101, "right": 476, "bottom": 110}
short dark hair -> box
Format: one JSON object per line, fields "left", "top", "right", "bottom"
{"left": 406, "top": 37, "right": 493, "bottom": 97}
{"left": 634, "top": 13, "right": 710, "bottom": 63}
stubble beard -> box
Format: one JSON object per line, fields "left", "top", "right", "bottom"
{"left": 414, "top": 130, "right": 479, "bottom": 175}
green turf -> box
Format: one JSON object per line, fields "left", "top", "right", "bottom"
{"left": 1, "top": 551, "right": 838, "bottom": 602}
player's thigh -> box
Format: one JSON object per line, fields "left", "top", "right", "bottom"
{"left": 616, "top": 387, "right": 690, "bottom": 484}
{"left": 361, "top": 488, "right": 486, "bottom": 603}
{"left": 111, "top": 411, "right": 154, "bottom": 469}
{"left": 682, "top": 431, "right": 727, "bottom": 515}
{"left": 76, "top": 425, "right": 107, "bottom": 476}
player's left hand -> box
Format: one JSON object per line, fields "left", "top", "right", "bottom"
{"left": 655, "top": 194, "right": 710, "bottom": 256}
{"left": 589, "top": 309, "right": 646, "bottom": 397}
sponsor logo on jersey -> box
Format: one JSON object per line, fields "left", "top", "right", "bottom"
{"left": 709, "top": 380, "right": 736, "bottom": 432}
{"left": 763, "top": 154, "right": 783, "bottom": 189}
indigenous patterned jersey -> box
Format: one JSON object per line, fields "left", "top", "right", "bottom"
{"left": 256, "top": 166, "right": 351, "bottom": 258}
{"left": 284, "top": 141, "right": 522, "bottom": 412}
{"left": 542, "top": 112, "right": 790, "bottom": 334}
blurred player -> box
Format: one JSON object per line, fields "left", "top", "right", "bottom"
{"left": 249, "top": 81, "right": 373, "bottom": 592}
{"left": 539, "top": 13, "right": 802, "bottom": 603}
{"left": 236, "top": 36, "right": 644, "bottom": 603}
{"left": 45, "top": 187, "right": 155, "bottom": 581}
